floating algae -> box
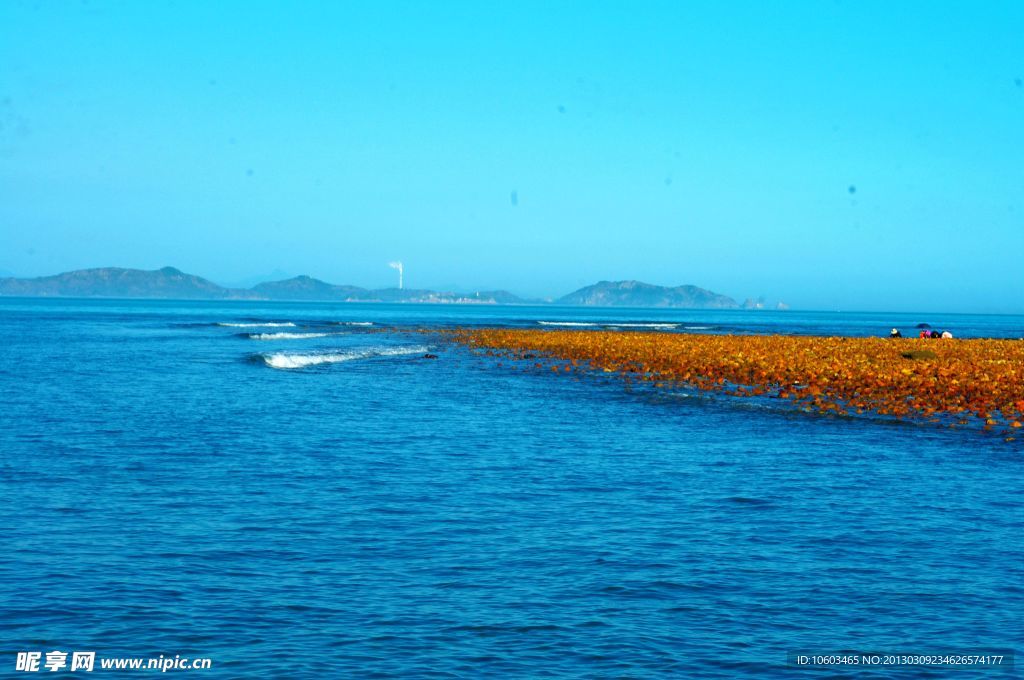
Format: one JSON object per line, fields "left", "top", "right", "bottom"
{"left": 449, "top": 329, "right": 1024, "bottom": 435}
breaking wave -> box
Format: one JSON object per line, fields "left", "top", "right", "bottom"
{"left": 218, "top": 322, "right": 296, "bottom": 328}
{"left": 538, "top": 321, "right": 679, "bottom": 329}
{"left": 537, "top": 322, "right": 599, "bottom": 327}
{"left": 260, "top": 345, "right": 429, "bottom": 370}
{"left": 263, "top": 352, "right": 357, "bottom": 369}
{"left": 336, "top": 321, "right": 374, "bottom": 326}
{"left": 248, "top": 332, "right": 330, "bottom": 340}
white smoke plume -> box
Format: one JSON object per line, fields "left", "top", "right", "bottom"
{"left": 388, "top": 261, "right": 403, "bottom": 289}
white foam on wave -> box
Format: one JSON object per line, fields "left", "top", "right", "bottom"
{"left": 538, "top": 321, "right": 678, "bottom": 329}
{"left": 219, "top": 322, "right": 296, "bottom": 328}
{"left": 262, "top": 345, "right": 429, "bottom": 370}
{"left": 605, "top": 323, "right": 679, "bottom": 329}
{"left": 263, "top": 352, "right": 356, "bottom": 369}
{"left": 537, "top": 321, "right": 599, "bottom": 327}
{"left": 337, "top": 321, "right": 374, "bottom": 326}
{"left": 683, "top": 326, "right": 714, "bottom": 330}
{"left": 248, "top": 332, "right": 331, "bottom": 340}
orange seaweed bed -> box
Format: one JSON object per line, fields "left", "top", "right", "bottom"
{"left": 449, "top": 329, "right": 1024, "bottom": 435}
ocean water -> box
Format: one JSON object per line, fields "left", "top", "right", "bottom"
{"left": 1, "top": 299, "right": 1021, "bottom": 678}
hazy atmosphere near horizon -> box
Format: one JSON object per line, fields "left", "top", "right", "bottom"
{"left": 1, "top": 0, "right": 1022, "bottom": 311}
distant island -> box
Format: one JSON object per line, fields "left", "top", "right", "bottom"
{"left": 558, "top": 280, "right": 738, "bottom": 309}
{"left": 0, "top": 266, "right": 785, "bottom": 309}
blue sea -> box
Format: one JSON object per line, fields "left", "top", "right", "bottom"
{"left": 1, "top": 299, "right": 1021, "bottom": 677}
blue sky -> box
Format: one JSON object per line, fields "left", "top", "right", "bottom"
{"left": 1, "top": 1, "right": 1021, "bottom": 311}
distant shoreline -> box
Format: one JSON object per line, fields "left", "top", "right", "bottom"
{"left": 0, "top": 266, "right": 748, "bottom": 309}
{"left": 5, "top": 295, "right": 1024, "bottom": 319}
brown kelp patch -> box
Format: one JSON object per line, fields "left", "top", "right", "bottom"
{"left": 448, "top": 329, "right": 1024, "bottom": 437}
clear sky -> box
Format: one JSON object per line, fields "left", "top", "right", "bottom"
{"left": 1, "top": 1, "right": 1022, "bottom": 312}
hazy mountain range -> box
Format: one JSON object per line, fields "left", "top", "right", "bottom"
{"left": 0, "top": 266, "right": 781, "bottom": 309}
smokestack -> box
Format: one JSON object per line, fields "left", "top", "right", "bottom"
{"left": 388, "top": 261, "right": 403, "bottom": 289}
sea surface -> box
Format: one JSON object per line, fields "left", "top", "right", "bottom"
{"left": 1, "top": 299, "right": 1021, "bottom": 678}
